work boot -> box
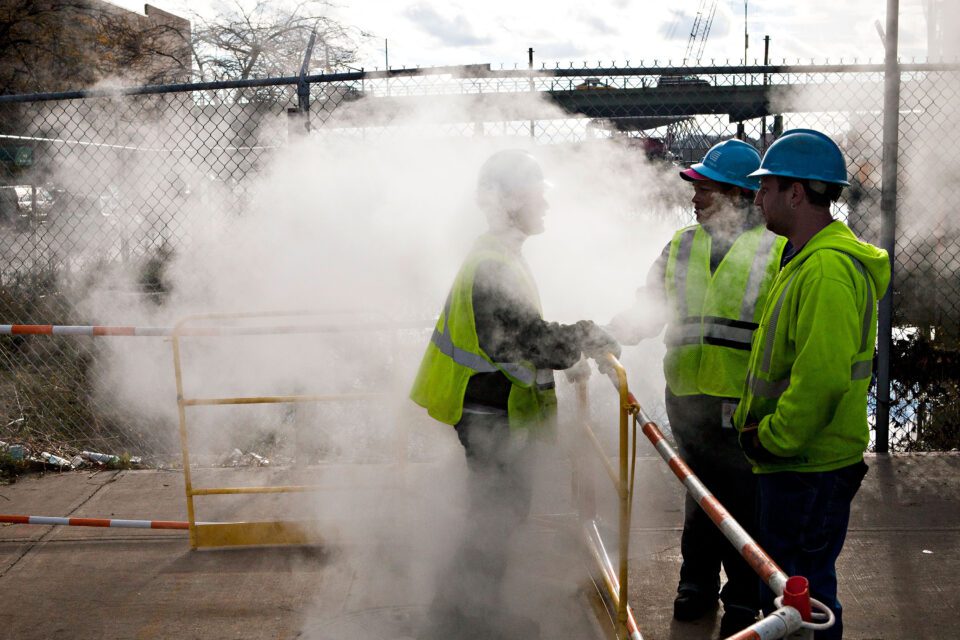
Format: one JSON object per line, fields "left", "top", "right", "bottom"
{"left": 718, "top": 606, "right": 758, "bottom": 637}
{"left": 673, "top": 590, "right": 717, "bottom": 621}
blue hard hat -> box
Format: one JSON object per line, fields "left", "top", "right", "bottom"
{"left": 680, "top": 139, "right": 762, "bottom": 191}
{"left": 748, "top": 129, "right": 850, "bottom": 185}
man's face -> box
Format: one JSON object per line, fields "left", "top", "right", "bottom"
{"left": 507, "top": 182, "right": 549, "bottom": 235}
{"left": 754, "top": 175, "right": 792, "bottom": 235}
{"left": 691, "top": 179, "right": 734, "bottom": 224}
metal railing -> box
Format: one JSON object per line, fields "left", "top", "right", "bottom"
{"left": 569, "top": 354, "right": 838, "bottom": 639}
{"left": 169, "top": 310, "right": 408, "bottom": 548}
{"left": 571, "top": 355, "right": 643, "bottom": 639}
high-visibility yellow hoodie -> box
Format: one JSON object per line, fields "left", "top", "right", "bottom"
{"left": 733, "top": 221, "right": 891, "bottom": 473}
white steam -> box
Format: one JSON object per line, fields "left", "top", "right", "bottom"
{"left": 38, "top": 80, "right": 689, "bottom": 636}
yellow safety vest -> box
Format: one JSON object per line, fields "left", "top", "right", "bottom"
{"left": 409, "top": 234, "right": 558, "bottom": 430}
{"left": 663, "top": 224, "right": 786, "bottom": 397}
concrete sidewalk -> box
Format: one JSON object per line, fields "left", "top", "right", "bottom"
{"left": 0, "top": 453, "right": 957, "bottom": 639}
{"left": 624, "top": 452, "right": 960, "bottom": 640}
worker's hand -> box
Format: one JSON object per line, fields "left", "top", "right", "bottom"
{"left": 577, "top": 321, "right": 621, "bottom": 362}
{"left": 606, "top": 310, "right": 643, "bottom": 346}
{"left": 606, "top": 287, "right": 665, "bottom": 346}
{"left": 563, "top": 357, "right": 592, "bottom": 383}
{"left": 738, "top": 424, "right": 777, "bottom": 462}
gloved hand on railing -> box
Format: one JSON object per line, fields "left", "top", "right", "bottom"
{"left": 576, "top": 320, "right": 621, "bottom": 374}
{"left": 738, "top": 424, "right": 778, "bottom": 463}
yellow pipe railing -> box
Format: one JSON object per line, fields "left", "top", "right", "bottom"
{"left": 573, "top": 354, "right": 642, "bottom": 640}
{"left": 190, "top": 486, "right": 325, "bottom": 496}
{"left": 171, "top": 309, "right": 644, "bottom": 636}
{"left": 181, "top": 394, "right": 379, "bottom": 406}
{"left": 171, "top": 311, "right": 396, "bottom": 549}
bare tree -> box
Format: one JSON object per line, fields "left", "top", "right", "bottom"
{"left": 0, "top": 0, "right": 366, "bottom": 100}
{"left": 190, "top": 0, "right": 367, "bottom": 84}
{"left": 94, "top": 7, "right": 192, "bottom": 86}
{"left": 0, "top": 0, "right": 96, "bottom": 94}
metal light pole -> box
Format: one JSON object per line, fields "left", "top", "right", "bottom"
{"left": 528, "top": 47, "right": 535, "bottom": 139}
{"left": 744, "top": 1, "right": 749, "bottom": 64}
{"left": 876, "top": 0, "right": 901, "bottom": 453}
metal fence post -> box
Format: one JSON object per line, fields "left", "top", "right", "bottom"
{"left": 875, "top": 0, "right": 901, "bottom": 454}
{"left": 762, "top": 35, "right": 770, "bottom": 152}
{"left": 297, "top": 29, "right": 318, "bottom": 133}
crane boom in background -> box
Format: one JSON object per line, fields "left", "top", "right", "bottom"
{"left": 684, "top": 0, "right": 719, "bottom": 63}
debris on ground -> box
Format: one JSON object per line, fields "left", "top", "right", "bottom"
{"left": 40, "top": 452, "right": 74, "bottom": 469}
{"left": 223, "top": 448, "right": 271, "bottom": 467}
{"left": 0, "top": 441, "right": 26, "bottom": 461}
{"left": 1, "top": 442, "right": 144, "bottom": 480}
{"left": 82, "top": 450, "right": 121, "bottom": 465}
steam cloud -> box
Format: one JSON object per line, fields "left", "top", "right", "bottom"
{"left": 30, "top": 80, "right": 684, "bottom": 636}
{"left": 37, "top": 53, "right": 960, "bottom": 630}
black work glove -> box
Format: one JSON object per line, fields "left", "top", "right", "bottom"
{"left": 738, "top": 424, "right": 778, "bottom": 463}
{"left": 576, "top": 320, "right": 621, "bottom": 362}
{"left": 576, "top": 320, "right": 621, "bottom": 376}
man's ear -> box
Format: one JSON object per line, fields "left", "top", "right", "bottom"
{"left": 791, "top": 181, "right": 806, "bottom": 207}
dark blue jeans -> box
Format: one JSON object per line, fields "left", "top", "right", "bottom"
{"left": 757, "top": 461, "right": 868, "bottom": 640}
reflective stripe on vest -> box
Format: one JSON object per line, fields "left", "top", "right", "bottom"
{"left": 430, "top": 300, "right": 556, "bottom": 391}
{"left": 664, "top": 224, "right": 784, "bottom": 397}
{"left": 741, "top": 230, "right": 781, "bottom": 321}
{"left": 750, "top": 252, "right": 875, "bottom": 399}
{"left": 672, "top": 228, "right": 697, "bottom": 319}
{"left": 664, "top": 317, "right": 701, "bottom": 347}
{"left": 666, "top": 316, "right": 758, "bottom": 350}
{"left": 670, "top": 227, "right": 779, "bottom": 326}
{"left": 749, "top": 359, "right": 874, "bottom": 399}
{"left": 662, "top": 227, "right": 700, "bottom": 350}
{"left": 700, "top": 316, "right": 759, "bottom": 350}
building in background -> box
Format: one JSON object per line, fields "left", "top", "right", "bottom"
{"left": 0, "top": 1, "right": 191, "bottom": 95}
{"left": 0, "top": 2, "right": 193, "bottom": 233}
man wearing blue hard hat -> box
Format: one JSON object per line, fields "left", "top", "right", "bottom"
{"left": 609, "top": 139, "right": 786, "bottom": 636}
{"left": 734, "top": 129, "right": 890, "bottom": 639}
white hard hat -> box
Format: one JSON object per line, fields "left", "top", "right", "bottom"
{"left": 477, "top": 149, "right": 548, "bottom": 208}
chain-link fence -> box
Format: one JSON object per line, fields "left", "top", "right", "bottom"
{"left": 1, "top": 61, "right": 958, "bottom": 459}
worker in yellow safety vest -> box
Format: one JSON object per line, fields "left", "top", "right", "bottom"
{"left": 608, "top": 139, "right": 787, "bottom": 636}
{"left": 411, "top": 148, "right": 619, "bottom": 640}
{"left": 735, "top": 129, "right": 890, "bottom": 640}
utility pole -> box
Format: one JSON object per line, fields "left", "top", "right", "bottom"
{"left": 383, "top": 38, "right": 390, "bottom": 96}
{"left": 744, "top": 1, "right": 749, "bottom": 64}
{"left": 528, "top": 47, "right": 535, "bottom": 139}
{"left": 762, "top": 35, "right": 770, "bottom": 151}
{"left": 876, "top": 0, "right": 901, "bottom": 454}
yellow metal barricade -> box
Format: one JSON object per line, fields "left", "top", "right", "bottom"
{"left": 171, "top": 311, "right": 394, "bottom": 549}
{"left": 579, "top": 359, "right": 822, "bottom": 640}
{"left": 571, "top": 355, "right": 643, "bottom": 640}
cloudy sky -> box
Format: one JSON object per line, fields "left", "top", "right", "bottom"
{"left": 115, "top": 1, "right": 933, "bottom": 70}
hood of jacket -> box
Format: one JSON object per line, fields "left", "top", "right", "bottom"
{"left": 784, "top": 220, "right": 890, "bottom": 298}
